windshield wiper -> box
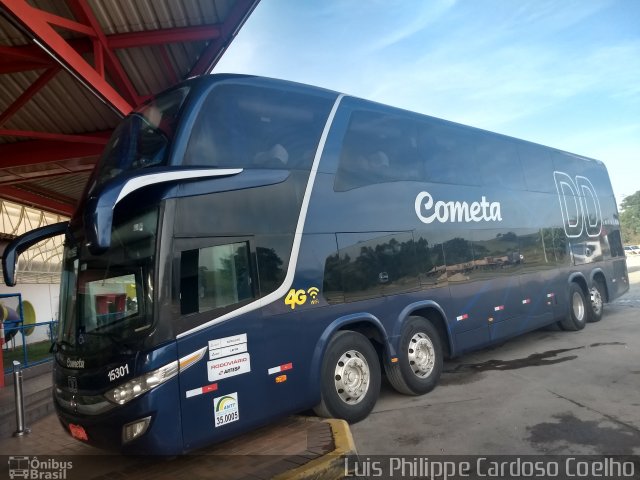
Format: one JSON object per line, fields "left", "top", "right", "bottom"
{"left": 78, "top": 330, "right": 135, "bottom": 354}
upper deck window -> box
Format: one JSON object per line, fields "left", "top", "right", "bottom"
{"left": 184, "top": 84, "right": 334, "bottom": 170}
{"left": 334, "top": 109, "right": 421, "bottom": 191}
{"left": 95, "top": 87, "right": 189, "bottom": 185}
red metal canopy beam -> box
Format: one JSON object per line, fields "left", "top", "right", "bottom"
{"left": 189, "top": 0, "right": 259, "bottom": 76}
{"left": 0, "top": 129, "right": 109, "bottom": 144}
{"left": 1, "top": 186, "right": 75, "bottom": 216}
{"left": 0, "top": 24, "right": 225, "bottom": 75}
{"left": 67, "top": 0, "right": 141, "bottom": 106}
{"left": 0, "top": 0, "right": 133, "bottom": 115}
{"left": 108, "top": 25, "right": 222, "bottom": 49}
{"left": 0, "top": 136, "right": 108, "bottom": 169}
{"left": 0, "top": 67, "right": 60, "bottom": 127}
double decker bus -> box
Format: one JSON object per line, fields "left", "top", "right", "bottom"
{"left": 2, "top": 74, "right": 628, "bottom": 454}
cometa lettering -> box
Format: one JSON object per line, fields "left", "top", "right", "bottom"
{"left": 415, "top": 191, "right": 502, "bottom": 224}
{"left": 66, "top": 358, "right": 85, "bottom": 369}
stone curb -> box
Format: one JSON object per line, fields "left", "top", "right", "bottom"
{"left": 273, "top": 418, "right": 357, "bottom": 480}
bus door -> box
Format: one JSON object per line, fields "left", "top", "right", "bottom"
{"left": 173, "top": 237, "right": 267, "bottom": 451}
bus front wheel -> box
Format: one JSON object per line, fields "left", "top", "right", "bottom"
{"left": 385, "top": 316, "right": 443, "bottom": 395}
{"left": 314, "top": 330, "right": 381, "bottom": 423}
{"left": 560, "top": 283, "right": 588, "bottom": 331}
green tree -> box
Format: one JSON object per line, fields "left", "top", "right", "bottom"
{"left": 620, "top": 190, "right": 640, "bottom": 244}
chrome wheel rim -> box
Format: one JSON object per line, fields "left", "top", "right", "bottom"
{"left": 572, "top": 291, "right": 585, "bottom": 322}
{"left": 334, "top": 350, "right": 370, "bottom": 405}
{"left": 590, "top": 286, "right": 603, "bottom": 316}
{"left": 408, "top": 332, "right": 435, "bottom": 378}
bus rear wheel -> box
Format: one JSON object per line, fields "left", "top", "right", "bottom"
{"left": 560, "top": 283, "right": 588, "bottom": 331}
{"left": 314, "top": 330, "right": 381, "bottom": 423}
{"left": 588, "top": 280, "right": 605, "bottom": 322}
{"left": 385, "top": 316, "right": 443, "bottom": 395}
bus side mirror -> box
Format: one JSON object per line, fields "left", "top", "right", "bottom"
{"left": 84, "top": 167, "right": 243, "bottom": 255}
{"left": 2, "top": 222, "right": 68, "bottom": 287}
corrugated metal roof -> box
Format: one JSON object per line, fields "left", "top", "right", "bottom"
{"left": 0, "top": 0, "right": 260, "bottom": 216}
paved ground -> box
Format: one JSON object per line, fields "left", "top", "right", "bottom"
{"left": 0, "top": 414, "right": 349, "bottom": 480}
{"left": 352, "top": 256, "right": 640, "bottom": 456}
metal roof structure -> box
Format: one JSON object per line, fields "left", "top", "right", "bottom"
{"left": 0, "top": 0, "right": 260, "bottom": 217}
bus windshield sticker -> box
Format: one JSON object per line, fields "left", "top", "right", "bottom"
{"left": 415, "top": 191, "right": 502, "bottom": 224}
{"left": 213, "top": 393, "right": 239, "bottom": 428}
{"left": 209, "top": 343, "right": 248, "bottom": 361}
{"left": 208, "top": 333, "right": 248, "bottom": 360}
{"left": 207, "top": 353, "right": 251, "bottom": 381}
{"left": 208, "top": 333, "right": 247, "bottom": 351}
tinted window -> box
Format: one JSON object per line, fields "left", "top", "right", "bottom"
{"left": 608, "top": 230, "right": 624, "bottom": 257}
{"left": 334, "top": 110, "right": 421, "bottom": 190}
{"left": 470, "top": 230, "right": 523, "bottom": 279}
{"left": 541, "top": 228, "right": 569, "bottom": 266}
{"left": 255, "top": 235, "right": 290, "bottom": 296}
{"left": 414, "top": 231, "right": 447, "bottom": 287}
{"left": 518, "top": 229, "right": 550, "bottom": 271}
{"left": 442, "top": 233, "right": 474, "bottom": 282}
{"left": 519, "top": 143, "right": 555, "bottom": 193}
{"left": 96, "top": 87, "right": 189, "bottom": 186}
{"left": 185, "top": 84, "right": 333, "bottom": 170}
{"left": 476, "top": 137, "right": 525, "bottom": 190}
{"left": 336, "top": 232, "right": 419, "bottom": 301}
{"left": 420, "top": 122, "right": 480, "bottom": 186}
{"left": 180, "top": 241, "right": 254, "bottom": 315}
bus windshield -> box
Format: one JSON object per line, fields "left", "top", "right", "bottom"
{"left": 58, "top": 209, "right": 158, "bottom": 352}
{"left": 94, "top": 87, "right": 189, "bottom": 186}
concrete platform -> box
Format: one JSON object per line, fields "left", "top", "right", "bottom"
{"left": 0, "top": 368, "right": 356, "bottom": 479}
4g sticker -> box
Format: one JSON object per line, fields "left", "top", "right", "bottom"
{"left": 284, "top": 287, "right": 320, "bottom": 310}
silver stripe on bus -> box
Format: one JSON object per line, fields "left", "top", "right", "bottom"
{"left": 177, "top": 94, "right": 345, "bottom": 339}
{"left": 115, "top": 169, "right": 243, "bottom": 205}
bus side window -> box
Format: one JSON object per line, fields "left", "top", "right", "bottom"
{"left": 334, "top": 110, "right": 421, "bottom": 191}
{"left": 419, "top": 122, "right": 480, "bottom": 186}
{"left": 541, "top": 228, "right": 570, "bottom": 266}
{"left": 476, "top": 137, "right": 525, "bottom": 190}
{"left": 519, "top": 143, "right": 554, "bottom": 193}
{"left": 179, "top": 241, "right": 254, "bottom": 316}
{"left": 184, "top": 85, "right": 333, "bottom": 170}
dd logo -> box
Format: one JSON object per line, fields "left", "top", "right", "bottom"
{"left": 554, "top": 171, "right": 602, "bottom": 238}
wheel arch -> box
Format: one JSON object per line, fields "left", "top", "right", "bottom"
{"left": 568, "top": 271, "right": 589, "bottom": 295}
{"left": 590, "top": 268, "right": 609, "bottom": 302}
{"left": 308, "top": 313, "right": 391, "bottom": 396}
{"left": 393, "top": 300, "right": 454, "bottom": 359}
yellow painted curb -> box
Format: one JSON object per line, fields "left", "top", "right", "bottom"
{"left": 273, "top": 418, "right": 357, "bottom": 480}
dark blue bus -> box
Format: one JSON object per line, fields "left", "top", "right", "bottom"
{"left": 2, "top": 75, "right": 629, "bottom": 454}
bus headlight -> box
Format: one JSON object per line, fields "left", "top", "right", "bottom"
{"left": 104, "top": 361, "right": 179, "bottom": 405}
{"left": 103, "top": 347, "right": 207, "bottom": 405}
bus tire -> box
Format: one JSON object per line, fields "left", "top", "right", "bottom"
{"left": 588, "top": 279, "right": 605, "bottom": 322}
{"left": 313, "top": 330, "right": 381, "bottom": 424}
{"left": 385, "top": 316, "right": 443, "bottom": 396}
{"left": 560, "top": 283, "right": 588, "bottom": 331}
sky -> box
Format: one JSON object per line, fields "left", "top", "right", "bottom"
{"left": 214, "top": 0, "right": 640, "bottom": 207}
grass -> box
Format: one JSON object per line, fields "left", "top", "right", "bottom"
{"left": 2, "top": 339, "right": 53, "bottom": 371}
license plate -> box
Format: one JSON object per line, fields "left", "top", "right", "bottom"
{"left": 69, "top": 423, "right": 88, "bottom": 441}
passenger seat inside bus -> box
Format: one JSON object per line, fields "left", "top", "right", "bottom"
{"left": 254, "top": 143, "right": 289, "bottom": 168}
